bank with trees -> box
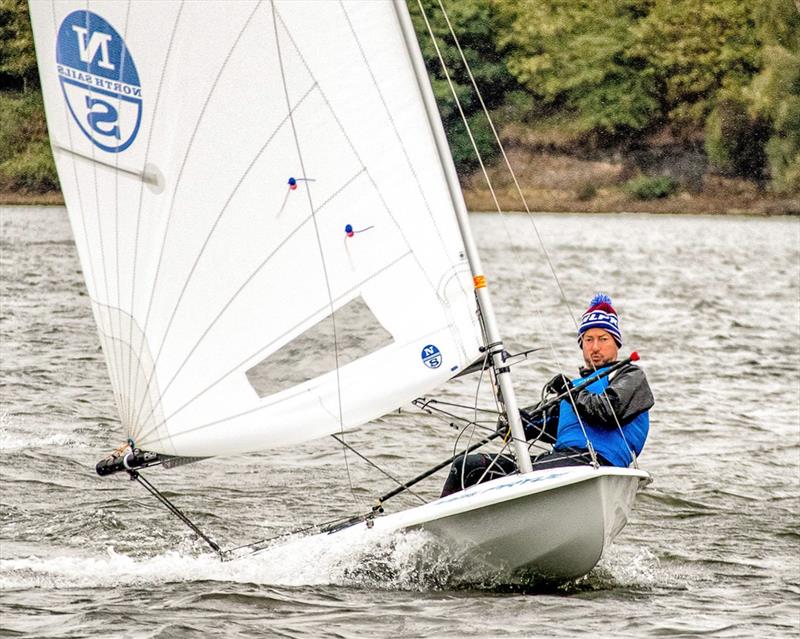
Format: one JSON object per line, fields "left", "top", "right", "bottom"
{"left": 2, "top": 0, "right": 798, "bottom": 212}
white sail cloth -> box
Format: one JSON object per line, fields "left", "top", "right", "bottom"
{"left": 30, "top": 1, "right": 483, "bottom": 457}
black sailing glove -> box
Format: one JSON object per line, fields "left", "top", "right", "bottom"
{"left": 544, "top": 373, "right": 572, "bottom": 396}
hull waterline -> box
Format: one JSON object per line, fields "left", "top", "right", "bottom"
{"left": 320, "top": 465, "right": 650, "bottom": 582}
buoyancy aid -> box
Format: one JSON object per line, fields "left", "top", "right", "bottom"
{"left": 553, "top": 367, "right": 649, "bottom": 467}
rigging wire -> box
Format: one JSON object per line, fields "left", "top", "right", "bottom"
{"left": 432, "top": 0, "right": 581, "bottom": 331}
{"left": 269, "top": 0, "right": 358, "bottom": 504}
{"left": 413, "top": 0, "right": 592, "bottom": 462}
{"left": 417, "top": 0, "right": 638, "bottom": 467}
{"left": 411, "top": 1, "right": 568, "bottom": 365}
{"left": 132, "top": 470, "right": 222, "bottom": 556}
{"left": 434, "top": 0, "right": 638, "bottom": 466}
{"left": 456, "top": 347, "right": 491, "bottom": 488}
{"left": 331, "top": 434, "right": 427, "bottom": 505}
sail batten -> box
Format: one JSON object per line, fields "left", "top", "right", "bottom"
{"left": 31, "top": 0, "right": 483, "bottom": 457}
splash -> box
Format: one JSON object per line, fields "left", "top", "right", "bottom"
{"left": 0, "top": 426, "right": 76, "bottom": 452}
{"left": 0, "top": 528, "right": 510, "bottom": 592}
{"left": 570, "top": 544, "right": 699, "bottom": 593}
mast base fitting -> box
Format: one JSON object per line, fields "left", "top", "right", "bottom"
{"left": 96, "top": 448, "right": 161, "bottom": 476}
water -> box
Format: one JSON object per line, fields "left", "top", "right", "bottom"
{"left": 1, "top": 206, "right": 799, "bottom": 638}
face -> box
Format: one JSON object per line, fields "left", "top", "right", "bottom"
{"left": 581, "top": 328, "right": 618, "bottom": 368}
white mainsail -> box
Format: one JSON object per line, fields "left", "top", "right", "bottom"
{"left": 30, "top": 0, "right": 483, "bottom": 457}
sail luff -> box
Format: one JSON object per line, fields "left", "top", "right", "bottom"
{"left": 391, "top": 0, "right": 533, "bottom": 473}
{"left": 31, "top": 0, "right": 485, "bottom": 457}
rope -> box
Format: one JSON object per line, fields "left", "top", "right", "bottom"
{"left": 458, "top": 347, "right": 492, "bottom": 489}
{"left": 330, "top": 434, "right": 427, "bottom": 505}
{"left": 417, "top": 0, "right": 643, "bottom": 468}
{"left": 414, "top": 0, "right": 598, "bottom": 464}
{"left": 131, "top": 471, "right": 222, "bottom": 556}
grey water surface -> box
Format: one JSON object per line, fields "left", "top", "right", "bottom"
{"left": 1, "top": 206, "right": 798, "bottom": 638}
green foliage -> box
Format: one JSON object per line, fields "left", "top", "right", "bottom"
{"left": 747, "top": 1, "right": 800, "bottom": 194}
{"left": 445, "top": 111, "right": 497, "bottom": 173}
{"left": 0, "top": 0, "right": 796, "bottom": 195}
{"left": 576, "top": 183, "right": 598, "bottom": 201}
{"left": 630, "top": 0, "right": 761, "bottom": 131}
{"left": 0, "top": 0, "right": 38, "bottom": 91}
{"left": 0, "top": 139, "right": 59, "bottom": 192}
{"left": 498, "top": 0, "right": 660, "bottom": 141}
{"left": 0, "top": 91, "right": 58, "bottom": 193}
{"left": 0, "top": 0, "right": 56, "bottom": 193}
{"left": 765, "top": 95, "right": 800, "bottom": 194}
{"left": 624, "top": 175, "right": 678, "bottom": 199}
{"left": 409, "top": 0, "right": 517, "bottom": 174}
{"left": 705, "top": 89, "right": 770, "bottom": 180}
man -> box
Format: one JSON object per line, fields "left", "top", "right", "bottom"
{"left": 440, "top": 293, "right": 654, "bottom": 497}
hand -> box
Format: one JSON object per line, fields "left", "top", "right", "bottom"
{"left": 544, "top": 373, "right": 571, "bottom": 396}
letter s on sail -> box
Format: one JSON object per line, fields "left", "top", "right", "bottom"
{"left": 84, "top": 97, "right": 121, "bottom": 139}
{"left": 55, "top": 10, "right": 142, "bottom": 153}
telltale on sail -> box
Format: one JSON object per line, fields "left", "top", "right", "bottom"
{"left": 30, "top": 0, "right": 651, "bottom": 581}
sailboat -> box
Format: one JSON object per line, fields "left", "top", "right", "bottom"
{"left": 29, "top": 0, "right": 650, "bottom": 582}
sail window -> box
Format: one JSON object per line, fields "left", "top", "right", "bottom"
{"left": 245, "top": 296, "right": 393, "bottom": 397}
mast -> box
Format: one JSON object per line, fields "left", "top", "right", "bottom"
{"left": 392, "top": 0, "right": 533, "bottom": 474}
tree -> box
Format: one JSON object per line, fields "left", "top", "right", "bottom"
{"left": 497, "top": 0, "right": 661, "bottom": 143}
{"left": 408, "top": 0, "right": 519, "bottom": 173}
{"left": 748, "top": 0, "right": 800, "bottom": 194}
{"left": 0, "top": 0, "right": 39, "bottom": 91}
{"left": 0, "top": 0, "right": 58, "bottom": 193}
{"left": 630, "top": 0, "right": 761, "bottom": 133}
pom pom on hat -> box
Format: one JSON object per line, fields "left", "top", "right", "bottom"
{"left": 589, "top": 293, "right": 612, "bottom": 307}
{"left": 578, "top": 292, "right": 622, "bottom": 347}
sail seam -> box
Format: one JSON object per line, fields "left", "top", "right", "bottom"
{"left": 124, "top": 1, "right": 185, "bottom": 446}
{"left": 129, "top": 80, "right": 319, "bottom": 430}
{"left": 45, "top": 3, "right": 130, "bottom": 426}
{"left": 275, "top": 9, "right": 458, "bottom": 314}
{"left": 137, "top": 250, "right": 414, "bottom": 447}
{"left": 271, "top": 0, "right": 354, "bottom": 502}
{"left": 337, "top": 3, "right": 450, "bottom": 262}
{"left": 150, "top": 317, "right": 461, "bottom": 443}
{"left": 127, "top": 1, "right": 262, "bottom": 435}
{"left": 108, "top": 0, "right": 134, "bottom": 439}
{"left": 132, "top": 162, "right": 367, "bottom": 435}
{"left": 339, "top": 2, "right": 474, "bottom": 359}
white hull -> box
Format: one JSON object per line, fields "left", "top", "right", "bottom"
{"left": 323, "top": 466, "right": 650, "bottom": 582}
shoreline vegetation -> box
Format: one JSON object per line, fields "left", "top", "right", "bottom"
{"left": 1, "top": 0, "right": 798, "bottom": 214}
{"left": 2, "top": 152, "right": 797, "bottom": 215}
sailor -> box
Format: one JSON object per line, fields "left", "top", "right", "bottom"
{"left": 440, "top": 293, "right": 654, "bottom": 497}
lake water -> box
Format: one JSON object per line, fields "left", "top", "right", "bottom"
{"left": 1, "top": 206, "right": 798, "bottom": 638}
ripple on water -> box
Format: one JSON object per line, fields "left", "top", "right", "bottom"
{"left": 2, "top": 209, "right": 799, "bottom": 637}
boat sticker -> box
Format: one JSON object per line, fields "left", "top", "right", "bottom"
{"left": 439, "top": 470, "right": 572, "bottom": 504}
{"left": 56, "top": 11, "right": 142, "bottom": 153}
{"left": 421, "top": 344, "right": 442, "bottom": 369}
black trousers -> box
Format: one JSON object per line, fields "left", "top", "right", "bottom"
{"left": 440, "top": 448, "right": 609, "bottom": 497}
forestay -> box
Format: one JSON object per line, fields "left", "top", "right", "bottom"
{"left": 30, "top": 1, "right": 483, "bottom": 457}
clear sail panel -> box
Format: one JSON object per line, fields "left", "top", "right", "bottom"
{"left": 30, "top": 0, "right": 482, "bottom": 457}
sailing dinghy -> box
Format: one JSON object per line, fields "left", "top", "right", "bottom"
{"left": 29, "top": 0, "right": 650, "bottom": 582}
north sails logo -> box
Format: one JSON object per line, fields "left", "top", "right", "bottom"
{"left": 421, "top": 344, "right": 442, "bottom": 369}
{"left": 56, "top": 11, "right": 142, "bottom": 153}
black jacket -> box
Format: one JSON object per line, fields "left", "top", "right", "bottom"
{"left": 521, "top": 362, "right": 654, "bottom": 442}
